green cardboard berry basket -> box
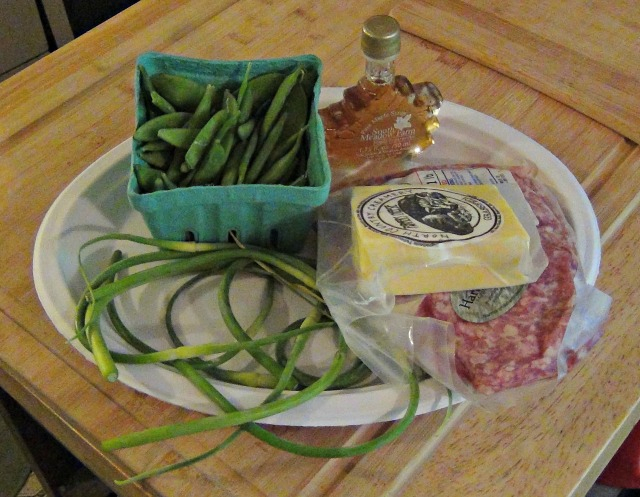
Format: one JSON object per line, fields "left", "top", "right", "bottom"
{"left": 127, "top": 51, "right": 330, "bottom": 253}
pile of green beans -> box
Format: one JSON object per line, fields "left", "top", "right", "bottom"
{"left": 133, "top": 63, "right": 314, "bottom": 192}
{"left": 75, "top": 233, "right": 443, "bottom": 485}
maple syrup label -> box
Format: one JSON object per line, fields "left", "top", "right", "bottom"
{"left": 321, "top": 84, "right": 435, "bottom": 169}
{"left": 358, "top": 110, "right": 424, "bottom": 161}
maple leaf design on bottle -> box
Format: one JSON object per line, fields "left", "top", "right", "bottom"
{"left": 319, "top": 15, "right": 443, "bottom": 190}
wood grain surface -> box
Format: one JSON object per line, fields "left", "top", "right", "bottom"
{"left": 391, "top": 0, "right": 640, "bottom": 144}
{"left": 0, "top": 0, "right": 639, "bottom": 496}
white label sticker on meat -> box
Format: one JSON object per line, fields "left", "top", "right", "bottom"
{"left": 450, "top": 285, "right": 527, "bottom": 323}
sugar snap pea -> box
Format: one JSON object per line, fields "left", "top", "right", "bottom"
{"left": 257, "top": 127, "right": 305, "bottom": 184}
{"left": 166, "top": 149, "right": 186, "bottom": 184}
{"left": 237, "top": 125, "right": 259, "bottom": 184}
{"left": 287, "top": 143, "right": 309, "bottom": 186}
{"left": 139, "top": 65, "right": 155, "bottom": 97}
{"left": 213, "top": 111, "right": 239, "bottom": 143}
{"left": 246, "top": 72, "right": 285, "bottom": 113}
{"left": 140, "top": 140, "right": 173, "bottom": 152}
{"left": 157, "top": 128, "right": 201, "bottom": 149}
{"left": 191, "top": 110, "right": 240, "bottom": 183}
{"left": 134, "top": 112, "right": 191, "bottom": 142}
{"left": 260, "top": 66, "right": 304, "bottom": 142}
{"left": 237, "top": 118, "right": 255, "bottom": 141}
{"left": 134, "top": 65, "right": 316, "bottom": 188}
{"left": 252, "top": 98, "right": 271, "bottom": 121}
{"left": 278, "top": 150, "right": 304, "bottom": 185}
{"left": 245, "top": 111, "right": 287, "bottom": 184}
{"left": 151, "top": 73, "right": 206, "bottom": 112}
{"left": 178, "top": 168, "right": 196, "bottom": 188}
{"left": 194, "top": 141, "right": 224, "bottom": 184}
{"left": 220, "top": 140, "right": 246, "bottom": 186}
{"left": 150, "top": 91, "right": 176, "bottom": 114}
{"left": 160, "top": 172, "right": 178, "bottom": 190}
{"left": 139, "top": 66, "right": 160, "bottom": 119}
{"left": 140, "top": 150, "right": 171, "bottom": 170}
{"left": 268, "top": 123, "right": 306, "bottom": 164}
{"left": 223, "top": 89, "right": 239, "bottom": 116}
{"left": 236, "top": 63, "right": 252, "bottom": 107}
{"left": 184, "top": 109, "right": 228, "bottom": 170}
{"left": 238, "top": 87, "right": 253, "bottom": 124}
{"left": 134, "top": 164, "right": 164, "bottom": 193}
{"left": 280, "top": 82, "right": 309, "bottom": 142}
{"left": 192, "top": 132, "right": 235, "bottom": 186}
{"left": 185, "top": 84, "right": 216, "bottom": 129}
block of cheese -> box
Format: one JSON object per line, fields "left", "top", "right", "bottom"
{"left": 352, "top": 184, "right": 537, "bottom": 295}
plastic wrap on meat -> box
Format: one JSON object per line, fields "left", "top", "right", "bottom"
{"left": 411, "top": 165, "right": 579, "bottom": 394}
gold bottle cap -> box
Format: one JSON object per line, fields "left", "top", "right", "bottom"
{"left": 361, "top": 15, "right": 401, "bottom": 60}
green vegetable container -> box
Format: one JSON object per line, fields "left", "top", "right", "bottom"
{"left": 128, "top": 51, "right": 330, "bottom": 253}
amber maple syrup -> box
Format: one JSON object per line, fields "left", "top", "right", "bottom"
{"left": 320, "top": 15, "right": 442, "bottom": 189}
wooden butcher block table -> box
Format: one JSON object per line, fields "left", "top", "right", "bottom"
{"left": 0, "top": 0, "right": 638, "bottom": 496}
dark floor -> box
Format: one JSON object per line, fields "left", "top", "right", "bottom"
{"left": 1, "top": 387, "right": 116, "bottom": 497}
{"left": 61, "top": 0, "right": 139, "bottom": 37}
{"left": 5, "top": 382, "right": 636, "bottom": 497}
{"left": 586, "top": 487, "right": 640, "bottom": 497}
{"left": 16, "top": 471, "right": 640, "bottom": 497}
{"left": 18, "top": 468, "right": 115, "bottom": 497}
{"left": 18, "top": 469, "right": 640, "bottom": 497}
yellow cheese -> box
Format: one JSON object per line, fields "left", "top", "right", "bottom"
{"left": 351, "top": 184, "right": 535, "bottom": 295}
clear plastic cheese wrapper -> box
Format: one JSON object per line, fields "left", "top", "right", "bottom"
{"left": 316, "top": 164, "right": 612, "bottom": 406}
{"left": 350, "top": 181, "right": 548, "bottom": 295}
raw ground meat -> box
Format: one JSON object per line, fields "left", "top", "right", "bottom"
{"left": 361, "top": 163, "right": 580, "bottom": 394}
{"left": 409, "top": 164, "right": 579, "bottom": 394}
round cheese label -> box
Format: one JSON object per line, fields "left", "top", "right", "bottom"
{"left": 356, "top": 186, "right": 502, "bottom": 246}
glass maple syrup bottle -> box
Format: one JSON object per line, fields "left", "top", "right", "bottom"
{"left": 320, "top": 15, "right": 443, "bottom": 190}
